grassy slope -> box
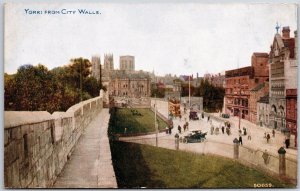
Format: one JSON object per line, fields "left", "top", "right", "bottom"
{"left": 110, "top": 141, "right": 294, "bottom": 189}
{"left": 111, "top": 108, "right": 168, "bottom": 134}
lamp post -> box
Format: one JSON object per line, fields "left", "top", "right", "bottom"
{"left": 189, "top": 75, "right": 191, "bottom": 108}
{"left": 238, "top": 84, "right": 241, "bottom": 130}
{"left": 155, "top": 94, "right": 158, "bottom": 147}
{"left": 80, "top": 58, "right": 83, "bottom": 102}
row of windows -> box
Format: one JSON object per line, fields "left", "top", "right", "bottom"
{"left": 271, "top": 91, "right": 284, "bottom": 96}
{"left": 111, "top": 83, "right": 145, "bottom": 89}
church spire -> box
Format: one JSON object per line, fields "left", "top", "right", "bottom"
{"left": 275, "top": 22, "right": 281, "bottom": 34}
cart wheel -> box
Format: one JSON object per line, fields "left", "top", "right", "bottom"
{"left": 183, "top": 138, "right": 188, "bottom": 143}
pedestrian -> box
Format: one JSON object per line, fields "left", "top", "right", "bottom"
{"left": 221, "top": 126, "right": 225, "bottom": 134}
{"left": 266, "top": 133, "right": 270, "bottom": 143}
{"left": 285, "top": 138, "right": 290, "bottom": 149}
{"left": 178, "top": 125, "right": 182, "bottom": 134}
{"left": 165, "top": 127, "right": 168, "bottom": 134}
{"left": 207, "top": 116, "right": 210, "bottom": 122}
{"left": 239, "top": 135, "right": 243, "bottom": 145}
{"left": 210, "top": 125, "right": 214, "bottom": 135}
{"left": 186, "top": 122, "right": 189, "bottom": 131}
{"left": 179, "top": 114, "right": 182, "bottom": 121}
{"left": 168, "top": 127, "right": 172, "bottom": 134}
{"left": 247, "top": 130, "right": 251, "bottom": 140}
{"left": 228, "top": 123, "right": 231, "bottom": 128}
{"left": 202, "top": 112, "right": 204, "bottom": 119}
{"left": 243, "top": 127, "right": 247, "bottom": 136}
{"left": 272, "top": 129, "right": 275, "bottom": 137}
{"left": 238, "top": 129, "right": 242, "bottom": 137}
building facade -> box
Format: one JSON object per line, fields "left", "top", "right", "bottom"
{"left": 225, "top": 52, "right": 269, "bottom": 121}
{"left": 257, "top": 94, "right": 270, "bottom": 127}
{"left": 286, "top": 89, "right": 297, "bottom": 147}
{"left": 120, "top": 55, "right": 135, "bottom": 71}
{"left": 249, "top": 82, "right": 269, "bottom": 124}
{"left": 268, "top": 27, "right": 297, "bottom": 131}
{"left": 109, "top": 71, "right": 151, "bottom": 98}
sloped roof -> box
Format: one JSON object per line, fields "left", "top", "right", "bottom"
{"left": 253, "top": 52, "right": 269, "bottom": 57}
{"left": 283, "top": 38, "right": 295, "bottom": 58}
{"left": 250, "top": 83, "right": 265, "bottom": 91}
{"left": 257, "top": 94, "right": 269, "bottom": 104}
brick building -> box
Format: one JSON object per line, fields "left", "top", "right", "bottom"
{"left": 224, "top": 53, "right": 269, "bottom": 121}
{"left": 268, "top": 27, "right": 297, "bottom": 131}
{"left": 286, "top": 89, "right": 297, "bottom": 147}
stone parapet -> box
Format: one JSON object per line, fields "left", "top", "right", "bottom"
{"left": 4, "top": 92, "right": 105, "bottom": 188}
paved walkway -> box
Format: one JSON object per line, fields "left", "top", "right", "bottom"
{"left": 145, "top": 100, "right": 297, "bottom": 160}
{"left": 52, "top": 109, "right": 117, "bottom": 188}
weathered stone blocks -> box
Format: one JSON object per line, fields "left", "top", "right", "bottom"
{"left": 4, "top": 95, "right": 104, "bottom": 188}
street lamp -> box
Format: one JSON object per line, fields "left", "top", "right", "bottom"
{"left": 80, "top": 58, "right": 83, "bottom": 102}
{"left": 155, "top": 94, "right": 158, "bottom": 147}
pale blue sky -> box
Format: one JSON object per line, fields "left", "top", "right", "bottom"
{"left": 5, "top": 3, "right": 297, "bottom": 76}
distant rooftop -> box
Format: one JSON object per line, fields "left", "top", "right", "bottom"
{"left": 257, "top": 94, "right": 269, "bottom": 104}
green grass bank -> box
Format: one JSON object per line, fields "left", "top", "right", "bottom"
{"left": 110, "top": 141, "right": 294, "bottom": 188}
{"left": 108, "top": 108, "right": 168, "bottom": 134}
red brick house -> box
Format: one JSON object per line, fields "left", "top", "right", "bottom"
{"left": 286, "top": 89, "right": 297, "bottom": 147}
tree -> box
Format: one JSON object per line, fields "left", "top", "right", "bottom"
{"left": 4, "top": 64, "right": 64, "bottom": 113}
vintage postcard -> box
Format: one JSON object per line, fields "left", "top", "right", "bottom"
{"left": 4, "top": 2, "right": 298, "bottom": 189}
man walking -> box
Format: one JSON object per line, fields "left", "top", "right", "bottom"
{"left": 178, "top": 125, "right": 182, "bottom": 134}
{"left": 239, "top": 135, "right": 243, "bottom": 145}
{"left": 266, "top": 133, "right": 270, "bottom": 143}
{"left": 221, "top": 126, "right": 225, "bottom": 134}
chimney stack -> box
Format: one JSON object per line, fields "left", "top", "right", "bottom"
{"left": 282, "top": 26, "right": 290, "bottom": 39}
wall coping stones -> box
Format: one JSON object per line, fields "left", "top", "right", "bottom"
{"left": 52, "top": 112, "right": 73, "bottom": 119}
{"left": 4, "top": 111, "right": 53, "bottom": 129}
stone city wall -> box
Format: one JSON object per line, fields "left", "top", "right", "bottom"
{"left": 4, "top": 95, "right": 104, "bottom": 188}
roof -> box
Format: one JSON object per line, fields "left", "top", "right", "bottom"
{"left": 225, "top": 66, "right": 254, "bottom": 78}
{"left": 257, "top": 94, "right": 269, "bottom": 104}
{"left": 250, "top": 83, "right": 265, "bottom": 91}
{"left": 110, "top": 70, "right": 150, "bottom": 80}
{"left": 253, "top": 52, "right": 269, "bottom": 57}
{"left": 282, "top": 38, "right": 295, "bottom": 58}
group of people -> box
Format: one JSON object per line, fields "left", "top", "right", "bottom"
{"left": 177, "top": 122, "right": 189, "bottom": 134}
{"left": 209, "top": 122, "right": 232, "bottom": 136}
{"left": 264, "top": 129, "right": 276, "bottom": 143}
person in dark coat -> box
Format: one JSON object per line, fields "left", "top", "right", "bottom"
{"left": 266, "top": 133, "right": 270, "bottom": 143}
{"left": 221, "top": 126, "right": 225, "bottom": 134}
{"left": 285, "top": 138, "right": 290, "bottom": 148}
{"left": 239, "top": 135, "right": 243, "bottom": 145}
{"left": 272, "top": 129, "right": 275, "bottom": 137}
{"left": 178, "top": 125, "right": 182, "bottom": 134}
